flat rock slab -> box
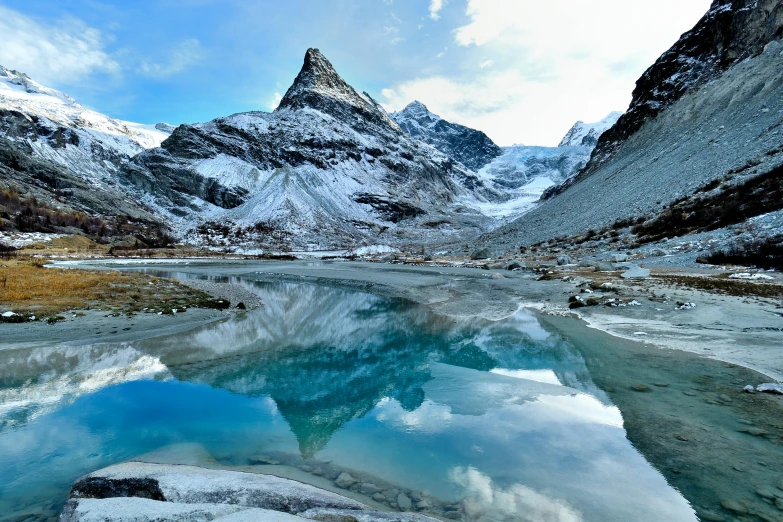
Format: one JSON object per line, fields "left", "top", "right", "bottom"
{"left": 621, "top": 265, "right": 651, "bottom": 279}
{"left": 71, "top": 462, "right": 367, "bottom": 514}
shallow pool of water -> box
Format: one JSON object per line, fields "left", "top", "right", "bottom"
{"left": 0, "top": 278, "right": 700, "bottom": 521}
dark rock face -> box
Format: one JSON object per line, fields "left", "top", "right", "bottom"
{"left": 584, "top": 0, "right": 783, "bottom": 176}
{"left": 392, "top": 101, "right": 502, "bottom": 171}
{"left": 70, "top": 477, "right": 166, "bottom": 501}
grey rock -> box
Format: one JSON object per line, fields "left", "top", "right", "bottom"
{"left": 372, "top": 493, "right": 386, "bottom": 502}
{"left": 620, "top": 265, "right": 650, "bottom": 279}
{"left": 593, "top": 262, "right": 615, "bottom": 272}
{"left": 470, "top": 248, "right": 492, "bottom": 260}
{"left": 396, "top": 493, "right": 412, "bottom": 511}
{"left": 360, "top": 483, "right": 382, "bottom": 495}
{"left": 556, "top": 255, "right": 572, "bottom": 265}
{"left": 507, "top": 261, "right": 523, "bottom": 270}
{"left": 415, "top": 500, "right": 430, "bottom": 510}
{"left": 334, "top": 472, "right": 358, "bottom": 489}
{"left": 611, "top": 253, "right": 629, "bottom": 263}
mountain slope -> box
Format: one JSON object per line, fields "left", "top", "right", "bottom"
{"left": 122, "top": 49, "right": 505, "bottom": 250}
{"left": 0, "top": 66, "right": 173, "bottom": 230}
{"left": 481, "top": 0, "right": 783, "bottom": 251}
{"left": 391, "top": 101, "right": 501, "bottom": 171}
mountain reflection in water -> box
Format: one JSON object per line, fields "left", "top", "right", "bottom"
{"left": 0, "top": 280, "right": 696, "bottom": 522}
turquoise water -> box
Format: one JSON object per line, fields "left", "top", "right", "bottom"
{"left": 0, "top": 279, "right": 697, "bottom": 521}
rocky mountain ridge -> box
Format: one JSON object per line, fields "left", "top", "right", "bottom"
{"left": 391, "top": 101, "right": 501, "bottom": 171}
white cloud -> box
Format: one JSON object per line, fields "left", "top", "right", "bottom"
{"left": 139, "top": 39, "right": 202, "bottom": 78}
{"left": 0, "top": 6, "right": 119, "bottom": 85}
{"left": 268, "top": 91, "right": 283, "bottom": 110}
{"left": 449, "top": 466, "right": 582, "bottom": 522}
{"left": 429, "top": 0, "right": 448, "bottom": 20}
{"left": 383, "top": 0, "right": 712, "bottom": 145}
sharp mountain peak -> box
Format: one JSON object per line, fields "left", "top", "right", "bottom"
{"left": 276, "top": 48, "right": 401, "bottom": 133}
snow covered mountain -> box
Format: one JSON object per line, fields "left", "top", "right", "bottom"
{"left": 0, "top": 66, "right": 170, "bottom": 164}
{"left": 391, "top": 101, "right": 501, "bottom": 171}
{"left": 558, "top": 112, "right": 622, "bottom": 148}
{"left": 0, "top": 66, "right": 173, "bottom": 222}
{"left": 122, "top": 48, "right": 506, "bottom": 250}
{"left": 468, "top": 113, "right": 621, "bottom": 220}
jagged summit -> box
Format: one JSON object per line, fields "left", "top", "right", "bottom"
{"left": 276, "top": 48, "right": 400, "bottom": 133}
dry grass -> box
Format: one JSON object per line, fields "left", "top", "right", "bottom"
{"left": 0, "top": 257, "right": 229, "bottom": 316}
{"left": 656, "top": 274, "right": 783, "bottom": 299}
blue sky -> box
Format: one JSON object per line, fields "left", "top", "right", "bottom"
{"left": 0, "top": 0, "right": 711, "bottom": 145}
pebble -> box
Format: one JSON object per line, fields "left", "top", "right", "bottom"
{"left": 397, "top": 493, "right": 412, "bottom": 511}
{"left": 683, "top": 391, "right": 697, "bottom": 396}
{"left": 720, "top": 499, "right": 748, "bottom": 514}
{"left": 719, "top": 394, "right": 732, "bottom": 402}
{"left": 311, "top": 467, "right": 324, "bottom": 476}
{"left": 631, "top": 384, "right": 651, "bottom": 392}
{"left": 777, "top": 498, "right": 783, "bottom": 511}
{"left": 298, "top": 465, "right": 313, "bottom": 472}
{"left": 443, "top": 511, "right": 461, "bottom": 520}
{"left": 372, "top": 493, "right": 386, "bottom": 502}
{"left": 653, "top": 383, "right": 669, "bottom": 387}
{"left": 334, "top": 472, "right": 357, "bottom": 489}
{"left": 674, "top": 434, "right": 689, "bottom": 441}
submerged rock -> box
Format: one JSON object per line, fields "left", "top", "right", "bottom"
{"left": 334, "top": 472, "right": 358, "bottom": 489}
{"left": 397, "top": 493, "right": 412, "bottom": 511}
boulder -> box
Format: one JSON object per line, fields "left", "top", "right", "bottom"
{"left": 593, "top": 262, "right": 615, "bottom": 272}
{"left": 556, "top": 255, "right": 572, "bottom": 265}
{"left": 507, "top": 261, "right": 523, "bottom": 270}
{"left": 397, "top": 493, "right": 412, "bottom": 511}
{"left": 469, "top": 248, "right": 492, "bottom": 260}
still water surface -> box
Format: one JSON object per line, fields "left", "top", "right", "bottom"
{"left": 0, "top": 278, "right": 697, "bottom": 521}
